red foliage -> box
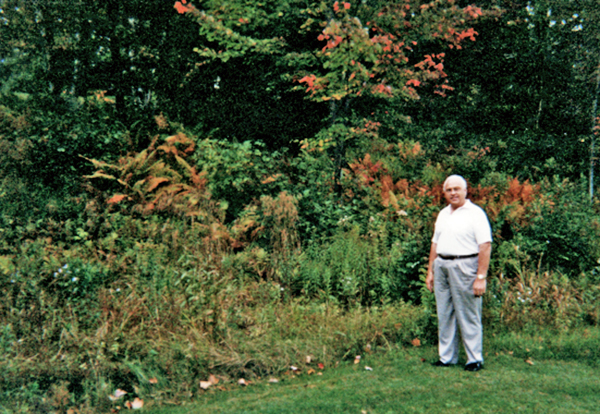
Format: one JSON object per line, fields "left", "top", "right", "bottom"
{"left": 346, "top": 149, "right": 544, "bottom": 234}
{"left": 174, "top": 1, "right": 194, "bottom": 14}
{"left": 107, "top": 194, "right": 128, "bottom": 204}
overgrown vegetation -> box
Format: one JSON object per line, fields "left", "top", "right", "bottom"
{"left": 1, "top": 0, "right": 600, "bottom": 412}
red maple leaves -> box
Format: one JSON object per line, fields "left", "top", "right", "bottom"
{"left": 333, "top": 1, "right": 351, "bottom": 13}
{"left": 174, "top": 0, "right": 194, "bottom": 14}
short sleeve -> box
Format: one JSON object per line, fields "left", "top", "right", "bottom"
{"left": 473, "top": 207, "right": 492, "bottom": 245}
{"left": 431, "top": 209, "right": 445, "bottom": 244}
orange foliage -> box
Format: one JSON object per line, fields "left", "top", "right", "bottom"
{"left": 154, "top": 112, "right": 169, "bottom": 130}
{"left": 85, "top": 133, "right": 209, "bottom": 217}
{"left": 347, "top": 154, "right": 382, "bottom": 186}
{"left": 107, "top": 194, "right": 128, "bottom": 204}
{"left": 346, "top": 148, "right": 544, "bottom": 236}
{"left": 174, "top": 0, "right": 194, "bottom": 14}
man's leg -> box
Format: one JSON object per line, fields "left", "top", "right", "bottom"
{"left": 434, "top": 259, "right": 460, "bottom": 365}
{"left": 448, "top": 257, "right": 483, "bottom": 364}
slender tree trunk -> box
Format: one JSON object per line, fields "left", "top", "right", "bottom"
{"left": 535, "top": 98, "right": 543, "bottom": 130}
{"left": 590, "top": 60, "right": 600, "bottom": 200}
{"left": 107, "top": 0, "right": 127, "bottom": 119}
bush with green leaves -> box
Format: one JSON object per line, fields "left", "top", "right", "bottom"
{"left": 288, "top": 222, "right": 428, "bottom": 306}
{"left": 489, "top": 177, "right": 600, "bottom": 277}
{"left": 192, "top": 138, "right": 289, "bottom": 222}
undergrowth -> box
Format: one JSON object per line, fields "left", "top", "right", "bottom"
{"left": 1, "top": 133, "right": 600, "bottom": 412}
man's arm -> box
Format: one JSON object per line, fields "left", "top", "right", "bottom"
{"left": 473, "top": 241, "right": 491, "bottom": 297}
{"left": 426, "top": 242, "right": 437, "bottom": 292}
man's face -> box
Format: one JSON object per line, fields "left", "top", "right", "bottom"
{"left": 444, "top": 177, "right": 467, "bottom": 209}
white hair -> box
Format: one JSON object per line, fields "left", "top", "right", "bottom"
{"left": 443, "top": 175, "right": 468, "bottom": 190}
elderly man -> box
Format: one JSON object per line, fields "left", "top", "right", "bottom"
{"left": 426, "top": 175, "right": 492, "bottom": 372}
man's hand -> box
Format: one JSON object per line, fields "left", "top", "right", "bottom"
{"left": 426, "top": 272, "right": 434, "bottom": 293}
{"left": 426, "top": 243, "right": 437, "bottom": 293}
{"left": 473, "top": 278, "right": 486, "bottom": 297}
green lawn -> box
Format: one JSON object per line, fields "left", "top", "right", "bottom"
{"left": 143, "top": 347, "right": 600, "bottom": 414}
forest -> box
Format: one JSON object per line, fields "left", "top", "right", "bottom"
{"left": 1, "top": 0, "right": 600, "bottom": 412}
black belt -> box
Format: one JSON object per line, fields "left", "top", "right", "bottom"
{"left": 438, "top": 253, "right": 478, "bottom": 260}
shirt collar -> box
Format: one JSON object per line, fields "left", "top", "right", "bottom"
{"left": 448, "top": 199, "right": 473, "bottom": 212}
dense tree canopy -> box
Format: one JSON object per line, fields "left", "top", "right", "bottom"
{"left": 2, "top": 0, "right": 598, "bottom": 176}
{"left": 0, "top": 0, "right": 599, "bottom": 231}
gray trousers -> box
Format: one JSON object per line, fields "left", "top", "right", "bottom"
{"left": 433, "top": 256, "right": 483, "bottom": 365}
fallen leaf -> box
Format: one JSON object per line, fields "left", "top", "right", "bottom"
{"left": 290, "top": 365, "right": 299, "bottom": 371}
{"left": 318, "top": 363, "right": 325, "bottom": 370}
{"left": 411, "top": 338, "right": 421, "bottom": 347}
{"left": 208, "top": 374, "right": 219, "bottom": 385}
{"left": 200, "top": 381, "right": 212, "bottom": 390}
{"left": 130, "top": 398, "right": 144, "bottom": 410}
{"left": 365, "top": 366, "right": 373, "bottom": 371}
{"left": 268, "top": 378, "right": 279, "bottom": 383}
{"left": 317, "top": 372, "right": 323, "bottom": 376}
{"left": 525, "top": 359, "right": 534, "bottom": 365}
{"left": 238, "top": 378, "right": 248, "bottom": 386}
{"left": 306, "top": 355, "right": 312, "bottom": 364}
{"left": 365, "top": 343, "right": 372, "bottom": 353}
{"left": 108, "top": 389, "right": 127, "bottom": 401}
{"left": 508, "top": 351, "right": 514, "bottom": 355}
{"left": 149, "top": 377, "right": 158, "bottom": 384}
{"left": 307, "top": 368, "right": 315, "bottom": 375}
{"left": 354, "top": 355, "right": 361, "bottom": 364}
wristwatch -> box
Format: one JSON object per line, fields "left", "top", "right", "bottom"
{"left": 477, "top": 274, "right": 487, "bottom": 280}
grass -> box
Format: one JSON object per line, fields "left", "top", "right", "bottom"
{"left": 142, "top": 342, "right": 600, "bottom": 414}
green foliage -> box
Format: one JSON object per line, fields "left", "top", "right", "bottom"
{"left": 0, "top": 96, "right": 129, "bottom": 233}
{"left": 288, "top": 222, "right": 429, "bottom": 307}
{"left": 489, "top": 177, "right": 600, "bottom": 275}
{"left": 525, "top": 178, "right": 600, "bottom": 273}
{"left": 193, "top": 138, "right": 288, "bottom": 221}
{"left": 3, "top": 0, "right": 600, "bottom": 410}
{"left": 0, "top": 212, "right": 432, "bottom": 411}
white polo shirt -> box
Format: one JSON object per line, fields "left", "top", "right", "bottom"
{"left": 432, "top": 199, "right": 492, "bottom": 256}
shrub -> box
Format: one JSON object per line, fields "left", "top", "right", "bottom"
{"left": 288, "top": 224, "right": 428, "bottom": 306}
{"left": 192, "top": 138, "right": 288, "bottom": 222}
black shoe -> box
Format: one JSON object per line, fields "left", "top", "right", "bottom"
{"left": 464, "top": 362, "right": 484, "bottom": 372}
{"left": 431, "top": 360, "right": 453, "bottom": 367}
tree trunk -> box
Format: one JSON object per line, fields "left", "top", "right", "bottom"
{"left": 590, "top": 59, "right": 600, "bottom": 200}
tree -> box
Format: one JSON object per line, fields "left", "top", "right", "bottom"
{"left": 410, "top": 0, "right": 600, "bottom": 186}
{"left": 177, "top": 0, "right": 486, "bottom": 193}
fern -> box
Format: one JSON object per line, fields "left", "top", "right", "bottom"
{"left": 84, "top": 133, "right": 213, "bottom": 218}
